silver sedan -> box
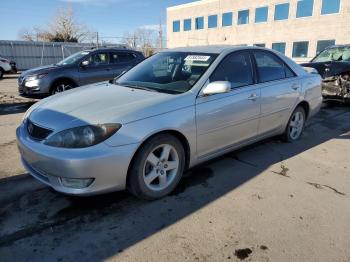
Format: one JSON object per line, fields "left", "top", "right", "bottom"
{"left": 17, "top": 46, "right": 322, "bottom": 199}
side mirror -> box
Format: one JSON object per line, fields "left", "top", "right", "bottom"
{"left": 81, "top": 60, "right": 90, "bottom": 67}
{"left": 202, "top": 81, "right": 231, "bottom": 96}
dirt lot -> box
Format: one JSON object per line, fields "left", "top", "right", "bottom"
{"left": 0, "top": 75, "right": 349, "bottom": 262}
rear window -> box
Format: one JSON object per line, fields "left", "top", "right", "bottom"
{"left": 254, "top": 51, "right": 295, "bottom": 83}
{"left": 110, "top": 53, "right": 136, "bottom": 63}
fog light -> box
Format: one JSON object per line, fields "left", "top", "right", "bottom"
{"left": 60, "top": 177, "right": 94, "bottom": 189}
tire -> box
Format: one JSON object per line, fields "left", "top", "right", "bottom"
{"left": 50, "top": 80, "right": 76, "bottom": 95}
{"left": 282, "top": 106, "right": 306, "bottom": 142}
{"left": 127, "top": 134, "right": 186, "bottom": 200}
{"left": 0, "top": 68, "right": 4, "bottom": 79}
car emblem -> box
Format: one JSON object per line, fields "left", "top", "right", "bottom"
{"left": 28, "top": 123, "right": 34, "bottom": 134}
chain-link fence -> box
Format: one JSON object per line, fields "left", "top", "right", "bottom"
{"left": 0, "top": 40, "right": 125, "bottom": 70}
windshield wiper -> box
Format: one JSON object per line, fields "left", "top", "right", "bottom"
{"left": 120, "top": 84, "right": 159, "bottom": 93}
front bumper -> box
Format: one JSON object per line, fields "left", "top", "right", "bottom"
{"left": 18, "top": 76, "right": 51, "bottom": 97}
{"left": 322, "top": 78, "right": 350, "bottom": 101}
{"left": 16, "top": 124, "right": 139, "bottom": 195}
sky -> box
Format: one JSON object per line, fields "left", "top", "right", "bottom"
{"left": 1, "top": 0, "right": 197, "bottom": 42}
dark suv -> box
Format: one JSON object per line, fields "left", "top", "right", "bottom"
{"left": 301, "top": 45, "right": 350, "bottom": 102}
{"left": 18, "top": 48, "right": 144, "bottom": 97}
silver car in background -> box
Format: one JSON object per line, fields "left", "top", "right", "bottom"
{"left": 17, "top": 46, "right": 322, "bottom": 199}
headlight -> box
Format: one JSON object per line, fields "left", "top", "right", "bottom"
{"left": 26, "top": 73, "right": 48, "bottom": 82}
{"left": 44, "top": 124, "right": 121, "bottom": 148}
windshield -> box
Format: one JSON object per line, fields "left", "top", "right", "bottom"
{"left": 116, "top": 52, "right": 218, "bottom": 94}
{"left": 57, "top": 51, "right": 90, "bottom": 66}
{"left": 312, "top": 47, "right": 350, "bottom": 63}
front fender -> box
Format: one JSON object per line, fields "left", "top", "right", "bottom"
{"left": 104, "top": 105, "right": 197, "bottom": 166}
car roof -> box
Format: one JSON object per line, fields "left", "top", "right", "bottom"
{"left": 164, "top": 45, "right": 277, "bottom": 54}
{"left": 165, "top": 45, "right": 244, "bottom": 54}
{"left": 83, "top": 48, "right": 140, "bottom": 53}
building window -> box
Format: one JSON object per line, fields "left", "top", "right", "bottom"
{"left": 222, "top": 12, "right": 233, "bottom": 27}
{"left": 274, "top": 3, "right": 290, "bottom": 20}
{"left": 238, "top": 10, "right": 249, "bottom": 25}
{"left": 293, "top": 41, "right": 309, "bottom": 58}
{"left": 195, "top": 17, "right": 204, "bottom": 30}
{"left": 208, "top": 15, "right": 218, "bottom": 28}
{"left": 321, "top": 0, "right": 341, "bottom": 15}
{"left": 255, "top": 6, "right": 268, "bottom": 23}
{"left": 316, "top": 40, "right": 336, "bottom": 54}
{"left": 184, "top": 19, "right": 191, "bottom": 31}
{"left": 272, "top": 42, "right": 286, "bottom": 54}
{"left": 254, "top": 44, "right": 266, "bottom": 47}
{"left": 173, "top": 20, "right": 180, "bottom": 32}
{"left": 296, "top": 0, "right": 314, "bottom": 18}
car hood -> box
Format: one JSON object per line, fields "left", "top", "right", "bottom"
{"left": 28, "top": 82, "right": 193, "bottom": 131}
{"left": 21, "top": 64, "right": 66, "bottom": 77}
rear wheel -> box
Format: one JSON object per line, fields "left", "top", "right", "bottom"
{"left": 127, "top": 134, "right": 185, "bottom": 200}
{"left": 0, "top": 68, "right": 4, "bottom": 79}
{"left": 50, "top": 80, "right": 76, "bottom": 95}
{"left": 282, "top": 106, "right": 306, "bottom": 142}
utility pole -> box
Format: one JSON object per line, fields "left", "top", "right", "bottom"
{"left": 96, "top": 32, "right": 99, "bottom": 48}
{"left": 133, "top": 34, "right": 136, "bottom": 49}
{"left": 159, "top": 18, "right": 163, "bottom": 49}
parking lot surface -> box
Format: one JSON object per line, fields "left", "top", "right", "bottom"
{"left": 0, "top": 75, "right": 349, "bottom": 262}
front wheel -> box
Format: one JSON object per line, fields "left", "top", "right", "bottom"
{"left": 127, "top": 134, "right": 185, "bottom": 200}
{"left": 0, "top": 68, "right": 4, "bottom": 79}
{"left": 50, "top": 81, "right": 75, "bottom": 95}
{"left": 282, "top": 106, "right": 306, "bottom": 142}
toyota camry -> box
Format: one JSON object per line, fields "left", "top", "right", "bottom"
{"left": 17, "top": 46, "right": 322, "bottom": 199}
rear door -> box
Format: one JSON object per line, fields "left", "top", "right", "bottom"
{"left": 110, "top": 52, "right": 138, "bottom": 78}
{"left": 195, "top": 51, "right": 261, "bottom": 157}
{"left": 79, "top": 51, "right": 112, "bottom": 85}
{"left": 252, "top": 50, "right": 300, "bottom": 135}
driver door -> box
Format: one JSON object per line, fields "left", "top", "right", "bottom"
{"left": 79, "top": 52, "right": 112, "bottom": 85}
{"left": 195, "top": 51, "right": 261, "bottom": 158}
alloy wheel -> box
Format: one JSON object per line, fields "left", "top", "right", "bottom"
{"left": 52, "top": 83, "right": 72, "bottom": 94}
{"left": 289, "top": 111, "right": 304, "bottom": 140}
{"left": 143, "top": 144, "right": 180, "bottom": 191}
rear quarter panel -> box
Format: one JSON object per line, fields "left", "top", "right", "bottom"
{"left": 300, "top": 74, "right": 323, "bottom": 119}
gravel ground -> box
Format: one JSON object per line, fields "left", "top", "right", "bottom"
{"left": 0, "top": 75, "right": 349, "bottom": 262}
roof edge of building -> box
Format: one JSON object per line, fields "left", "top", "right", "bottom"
{"left": 167, "top": 0, "right": 217, "bottom": 11}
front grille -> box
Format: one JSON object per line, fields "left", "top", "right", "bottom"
{"left": 27, "top": 120, "right": 53, "bottom": 140}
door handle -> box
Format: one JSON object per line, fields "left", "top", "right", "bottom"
{"left": 248, "top": 93, "right": 258, "bottom": 101}
{"left": 106, "top": 68, "right": 112, "bottom": 71}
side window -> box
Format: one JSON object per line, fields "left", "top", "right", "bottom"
{"left": 89, "top": 53, "right": 109, "bottom": 65}
{"left": 110, "top": 53, "right": 136, "bottom": 63}
{"left": 210, "top": 52, "right": 254, "bottom": 88}
{"left": 253, "top": 51, "right": 294, "bottom": 83}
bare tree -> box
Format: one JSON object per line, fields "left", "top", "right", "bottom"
{"left": 121, "top": 28, "right": 158, "bottom": 56}
{"left": 19, "top": 6, "right": 94, "bottom": 43}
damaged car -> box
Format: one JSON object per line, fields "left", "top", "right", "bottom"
{"left": 301, "top": 45, "right": 350, "bottom": 102}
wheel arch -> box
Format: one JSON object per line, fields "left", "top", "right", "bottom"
{"left": 126, "top": 129, "right": 192, "bottom": 186}
{"left": 49, "top": 77, "right": 78, "bottom": 93}
{"left": 297, "top": 100, "right": 310, "bottom": 120}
